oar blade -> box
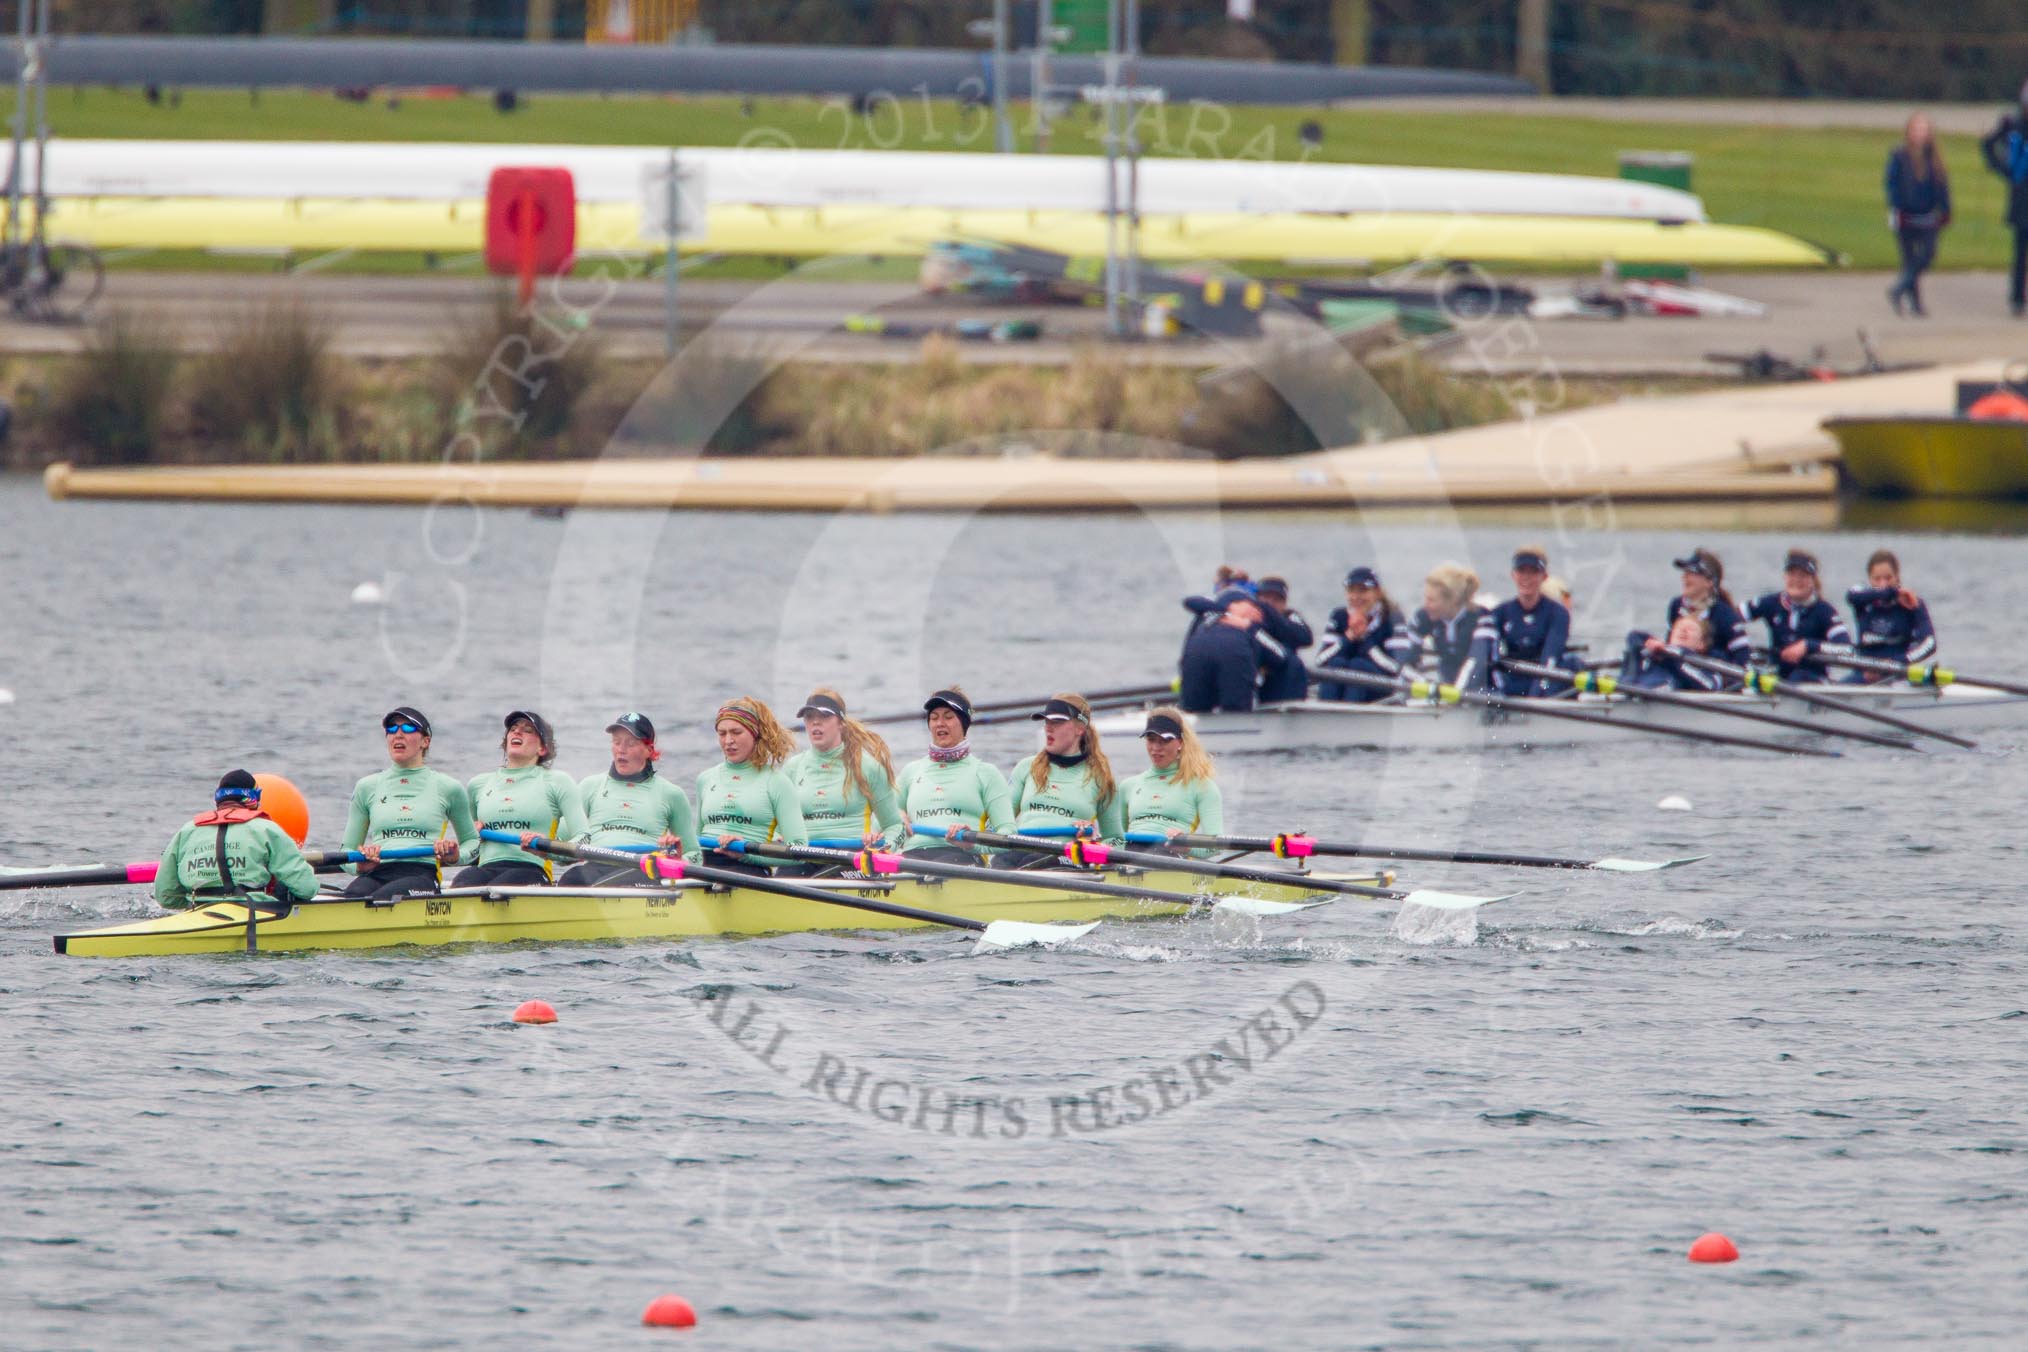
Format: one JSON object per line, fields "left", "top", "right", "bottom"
{"left": 1397, "top": 889, "right": 1514, "bottom": 912}
{"left": 1210, "top": 896, "right": 1329, "bottom": 917}
{"left": 1591, "top": 855, "right": 1709, "bottom": 873}
{"left": 975, "top": 919, "right": 1101, "bottom": 951}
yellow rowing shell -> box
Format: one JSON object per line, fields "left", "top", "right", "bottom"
{"left": 7, "top": 198, "right": 1834, "bottom": 267}
{"left": 53, "top": 868, "right": 1360, "bottom": 958}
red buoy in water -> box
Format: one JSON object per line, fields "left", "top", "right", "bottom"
{"left": 252, "top": 773, "right": 311, "bottom": 844}
{"left": 1688, "top": 1232, "right": 1739, "bottom": 1263}
{"left": 641, "top": 1294, "right": 697, "bottom": 1327}
{"left": 512, "top": 1000, "right": 557, "bottom": 1025}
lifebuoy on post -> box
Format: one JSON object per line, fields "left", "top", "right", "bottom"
{"left": 484, "top": 167, "right": 576, "bottom": 303}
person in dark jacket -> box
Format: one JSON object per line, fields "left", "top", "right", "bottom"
{"left": 1665, "top": 548, "right": 1752, "bottom": 685}
{"left": 1314, "top": 566, "right": 1414, "bottom": 702}
{"left": 1488, "top": 544, "right": 1572, "bottom": 695}
{"left": 1407, "top": 562, "right": 1497, "bottom": 691}
{"left": 1845, "top": 547, "right": 1937, "bottom": 677}
{"left": 1886, "top": 113, "right": 1951, "bottom": 317}
{"left": 1980, "top": 82, "right": 2028, "bottom": 316}
{"left": 1178, "top": 589, "right": 1268, "bottom": 714}
{"left": 1253, "top": 576, "right": 1314, "bottom": 704}
{"left": 1742, "top": 549, "right": 1853, "bottom": 683}
{"left": 1619, "top": 615, "right": 1725, "bottom": 693}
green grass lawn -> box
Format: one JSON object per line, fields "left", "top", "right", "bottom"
{"left": 9, "top": 87, "right": 2015, "bottom": 270}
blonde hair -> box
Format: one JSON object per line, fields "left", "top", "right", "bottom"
{"left": 808, "top": 685, "right": 896, "bottom": 803}
{"left": 1425, "top": 562, "right": 1480, "bottom": 611}
{"left": 1030, "top": 691, "right": 1118, "bottom": 807}
{"left": 1542, "top": 575, "right": 1572, "bottom": 606}
{"left": 717, "top": 696, "right": 797, "bottom": 770}
{"left": 1148, "top": 706, "right": 1216, "bottom": 785}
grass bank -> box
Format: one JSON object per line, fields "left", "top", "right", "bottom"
{"left": 0, "top": 300, "right": 1641, "bottom": 467}
{"left": 5, "top": 88, "right": 2012, "bottom": 270}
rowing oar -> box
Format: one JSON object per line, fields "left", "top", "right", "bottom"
{"left": 0, "top": 846, "right": 443, "bottom": 892}
{"left": 931, "top": 826, "right": 1514, "bottom": 912}
{"left": 1818, "top": 652, "right": 2028, "bottom": 698}
{"left": 1673, "top": 652, "right": 1976, "bottom": 750}
{"left": 857, "top": 681, "right": 1176, "bottom": 727}
{"left": 483, "top": 831, "right": 1094, "bottom": 949}
{"left": 1498, "top": 657, "right": 1916, "bottom": 751}
{"left": 1305, "top": 666, "right": 1841, "bottom": 758}
{"left": 1041, "top": 828, "right": 1703, "bottom": 874}
{"left": 698, "top": 835, "right": 1317, "bottom": 917}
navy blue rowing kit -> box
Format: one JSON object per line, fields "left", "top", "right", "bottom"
{"left": 1618, "top": 631, "right": 1725, "bottom": 692}
{"left": 1742, "top": 592, "right": 1853, "bottom": 682}
{"left": 1488, "top": 596, "right": 1572, "bottom": 695}
{"left": 1179, "top": 621, "right": 1269, "bottom": 713}
{"left": 1846, "top": 585, "right": 1937, "bottom": 666}
{"left": 1256, "top": 605, "right": 1315, "bottom": 703}
{"left": 1314, "top": 604, "right": 1415, "bottom": 702}
{"left": 1664, "top": 594, "right": 1753, "bottom": 677}
{"left": 1409, "top": 605, "right": 1498, "bottom": 691}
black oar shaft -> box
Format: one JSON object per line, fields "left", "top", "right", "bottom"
{"left": 859, "top": 681, "right": 1174, "bottom": 726}
{"left": 727, "top": 839, "right": 1211, "bottom": 906}
{"left": 0, "top": 863, "right": 153, "bottom": 891}
{"left": 1821, "top": 653, "right": 2028, "bottom": 699}
{"left": 1170, "top": 833, "right": 1604, "bottom": 871}
{"left": 515, "top": 835, "right": 992, "bottom": 934}
{"left": 1500, "top": 658, "right": 1915, "bottom": 750}
{"left": 1675, "top": 652, "right": 1975, "bottom": 749}
{"left": 1305, "top": 666, "right": 1839, "bottom": 757}
{"left": 947, "top": 827, "right": 1400, "bottom": 899}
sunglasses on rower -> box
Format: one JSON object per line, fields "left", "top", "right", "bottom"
{"left": 384, "top": 722, "right": 423, "bottom": 735}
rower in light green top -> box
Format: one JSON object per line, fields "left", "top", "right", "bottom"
{"left": 156, "top": 769, "right": 319, "bottom": 911}
{"left": 457, "top": 710, "right": 587, "bottom": 887}
{"left": 695, "top": 697, "right": 809, "bottom": 857}
{"left": 561, "top": 712, "right": 697, "bottom": 888}
{"left": 785, "top": 687, "right": 903, "bottom": 845}
{"left": 1117, "top": 706, "right": 1224, "bottom": 858}
{"left": 341, "top": 706, "right": 478, "bottom": 899}
{"left": 894, "top": 686, "right": 1014, "bottom": 856}
{"left": 1007, "top": 692, "right": 1126, "bottom": 841}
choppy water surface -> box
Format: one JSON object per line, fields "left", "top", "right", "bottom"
{"left": 3, "top": 478, "right": 2025, "bottom": 1349}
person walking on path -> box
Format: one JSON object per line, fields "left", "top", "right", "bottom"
{"left": 1980, "top": 82, "right": 2028, "bottom": 317}
{"left": 1886, "top": 113, "right": 1950, "bottom": 317}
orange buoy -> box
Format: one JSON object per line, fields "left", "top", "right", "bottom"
{"left": 1688, "top": 1232, "right": 1739, "bottom": 1263}
{"left": 641, "top": 1294, "right": 697, "bottom": 1328}
{"left": 1968, "top": 390, "right": 2028, "bottom": 423}
{"left": 512, "top": 1000, "right": 558, "bottom": 1025}
{"left": 253, "top": 773, "right": 311, "bottom": 844}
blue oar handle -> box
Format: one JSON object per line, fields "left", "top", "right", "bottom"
{"left": 697, "top": 835, "right": 867, "bottom": 853}
{"left": 1021, "top": 825, "right": 1169, "bottom": 845}
{"left": 317, "top": 845, "right": 441, "bottom": 862}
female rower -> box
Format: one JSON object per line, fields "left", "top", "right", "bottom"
{"left": 696, "top": 697, "right": 808, "bottom": 872}
{"left": 1619, "top": 614, "right": 1725, "bottom": 692}
{"left": 1315, "top": 566, "right": 1413, "bottom": 702}
{"left": 893, "top": 687, "right": 1014, "bottom": 862}
{"left": 562, "top": 712, "right": 696, "bottom": 888}
{"left": 1489, "top": 544, "right": 1572, "bottom": 696}
{"left": 1743, "top": 549, "right": 1853, "bottom": 683}
{"left": 1845, "top": 548, "right": 1937, "bottom": 678}
{"left": 1665, "top": 547, "right": 1753, "bottom": 675}
{"left": 455, "top": 711, "right": 586, "bottom": 889}
{"left": 156, "top": 770, "right": 319, "bottom": 912}
{"left": 1409, "top": 562, "right": 1498, "bottom": 690}
{"left": 786, "top": 687, "right": 903, "bottom": 845}
{"left": 1118, "top": 709, "right": 1223, "bottom": 857}
{"left": 340, "top": 706, "right": 478, "bottom": 899}
{"left": 1005, "top": 693, "right": 1125, "bottom": 856}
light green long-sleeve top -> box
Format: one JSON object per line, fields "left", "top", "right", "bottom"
{"left": 784, "top": 745, "right": 903, "bottom": 843}
{"left": 467, "top": 765, "right": 589, "bottom": 871}
{"left": 1006, "top": 755, "right": 1126, "bottom": 841}
{"left": 695, "top": 760, "right": 809, "bottom": 852}
{"left": 893, "top": 754, "right": 1014, "bottom": 851}
{"left": 156, "top": 815, "right": 320, "bottom": 911}
{"left": 576, "top": 769, "right": 698, "bottom": 857}
{"left": 1118, "top": 763, "right": 1224, "bottom": 857}
{"left": 341, "top": 765, "right": 478, "bottom": 874}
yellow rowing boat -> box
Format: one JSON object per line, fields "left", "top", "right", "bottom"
{"left": 53, "top": 866, "right": 1363, "bottom": 958}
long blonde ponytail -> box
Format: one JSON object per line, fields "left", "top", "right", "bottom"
{"left": 808, "top": 685, "right": 895, "bottom": 802}
{"left": 1030, "top": 691, "right": 1117, "bottom": 808}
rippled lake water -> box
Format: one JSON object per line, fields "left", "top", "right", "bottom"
{"left": 3, "top": 477, "right": 2025, "bottom": 1348}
